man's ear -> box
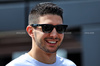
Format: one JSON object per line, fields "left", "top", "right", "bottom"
{"left": 26, "top": 25, "right": 34, "bottom": 37}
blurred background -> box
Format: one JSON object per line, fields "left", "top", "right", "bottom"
{"left": 0, "top": 0, "right": 100, "bottom": 66}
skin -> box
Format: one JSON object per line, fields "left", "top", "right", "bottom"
{"left": 27, "top": 14, "right": 64, "bottom": 64}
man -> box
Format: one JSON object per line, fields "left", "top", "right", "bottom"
{"left": 6, "top": 2, "right": 76, "bottom": 66}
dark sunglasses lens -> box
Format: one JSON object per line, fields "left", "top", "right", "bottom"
{"left": 42, "top": 25, "right": 53, "bottom": 33}
{"left": 56, "top": 25, "right": 66, "bottom": 33}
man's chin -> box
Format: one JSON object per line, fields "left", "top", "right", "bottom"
{"left": 45, "top": 48, "right": 59, "bottom": 53}
{"left": 45, "top": 50, "right": 57, "bottom": 53}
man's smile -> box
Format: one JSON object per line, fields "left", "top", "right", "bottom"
{"left": 45, "top": 40, "right": 58, "bottom": 46}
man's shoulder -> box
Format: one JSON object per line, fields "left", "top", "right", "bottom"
{"left": 56, "top": 55, "right": 76, "bottom": 66}
{"left": 6, "top": 53, "right": 30, "bottom": 66}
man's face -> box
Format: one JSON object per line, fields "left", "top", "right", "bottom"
{"left": 33, "top": 14, "right": 64, "bottom": 53}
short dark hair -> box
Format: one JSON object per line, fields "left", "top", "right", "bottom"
{"left": 28, "top": 2, "right": 63, "bottom": 25}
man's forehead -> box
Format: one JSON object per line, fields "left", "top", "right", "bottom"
{"left": 38, "top": 14, "right": 63, "bottom": 24}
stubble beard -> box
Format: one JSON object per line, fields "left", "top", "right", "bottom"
{"left": 36, "top": 38, "right": 61, "bottom": 53}
{"left": 34, "top": 37, "right": 61, "bottom": 53}
{"left": 34, "top": 32, "right": 62, "bottom": 53}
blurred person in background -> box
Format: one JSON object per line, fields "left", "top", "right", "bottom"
{"left": 6, "top": 2, "right": 76, "bottom": 66}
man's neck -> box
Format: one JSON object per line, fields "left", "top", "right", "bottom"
{"left": 28, "top": 46, "right": 56, "bottom": 64}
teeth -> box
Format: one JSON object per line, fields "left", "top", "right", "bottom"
{"left": 48, "top": 41, "right": 56, "bottom": 44}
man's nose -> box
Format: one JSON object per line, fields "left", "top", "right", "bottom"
{"left": 50, "top": 28, "right": 58, "bottom": 38}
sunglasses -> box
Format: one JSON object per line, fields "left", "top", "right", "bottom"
{"left": 30, "top": 24, "right": 68, "bottom": 34}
